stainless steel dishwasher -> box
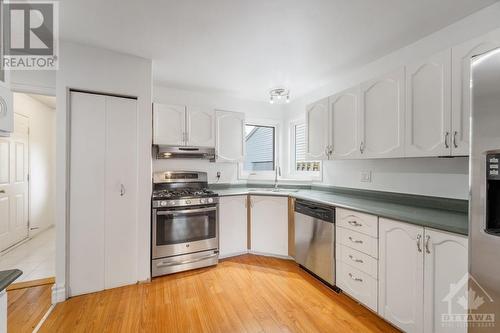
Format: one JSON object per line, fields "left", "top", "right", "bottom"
{"left": 294, "top": 199, "right": 336, "bottom": 286}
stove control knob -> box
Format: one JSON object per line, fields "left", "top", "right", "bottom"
{"left": 207, "top": 198, "right": 214, "bottom": 203}
{"left": 185, "top": 199, "right": 191, "bottom": 205}
{"left": 160, "top": 201, "right": 167, "bottom": 207}
{"left": 200, "top": 198, "right": 206, "bottom": 204}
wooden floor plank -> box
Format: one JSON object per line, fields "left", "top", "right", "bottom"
{"left": 40, "top": 254, "right": 400, "bottom": 333}
{"left": 7, "top": 283, "right": 53, "bottom": 333}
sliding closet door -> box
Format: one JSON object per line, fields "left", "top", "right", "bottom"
{"left": 69, "top": 92, "right": 106, "bottom": 296}
{"left": 104, "top": 96, "right": 138, "bottom": 289}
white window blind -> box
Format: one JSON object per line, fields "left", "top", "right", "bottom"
{"left": 294, "top": 123, "right": 307, "bottom": 163}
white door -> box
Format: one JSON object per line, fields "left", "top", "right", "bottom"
{"left": 104, "top": 96, "right": 138, "bottom": 290}
{"left": 423, "top": 229, "right": 468, "bottom": 333}
{"left": 219, "top": 196, "right": 247, "bottom": 258}
{"left": 153, "top": 103, "right": 186, "bottom": 146}
{"left": 215, "top": 110, "right": 245, "bottom": 162}
{"left": 306, "top": 98, "right": 329, "bottom": 160}
{"left": 69, "top": 92, "right": 106, "bottom": 296}
{"left": 406, "top": 50, "right": 452, "bottom": 157}
{"left": 379, "top": 218, "right": 424, "bottom": 333}
{"left": 451, "top": 31, "right": 500, "bottom": 156}
{"left": 360, "top": 68, "right": 405, "bottom": 158}
{"left": 186, "top": 107, "right": 215, "bottom": 147}
{"left": 0, "top": 113, "right": 29, "bottom": 251}
{"left": 250, "top": 196, "right": 288, "bottom": 256}
{"left": 329, "top": 87, "right": 361, "bottom": 159}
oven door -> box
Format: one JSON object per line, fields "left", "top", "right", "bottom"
{"left": 153, "top": 205, "right": 218, "bottom": 259}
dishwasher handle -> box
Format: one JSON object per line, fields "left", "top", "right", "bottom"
{"left": 295, "top": 200, "right": 335, "bottom": 223}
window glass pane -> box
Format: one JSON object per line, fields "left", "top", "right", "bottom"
{"left": 244, "top": 124, "right": 275, "bottom": 171}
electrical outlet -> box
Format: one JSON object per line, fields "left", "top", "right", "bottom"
{"left": 360, "top": 171, "right": 372, "bottom": 183}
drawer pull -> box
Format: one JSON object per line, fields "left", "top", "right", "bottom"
{"left": 348, "top": 220, "right": 362, "bottom": 227}
{"left": 348, "top": 273, "right": 363, "bottom": 282}
{"left": 348, "top": 254, "right": 364, "bottom": 263}
{"left": 348, "top": 236, "right": 363, "bottom": 244}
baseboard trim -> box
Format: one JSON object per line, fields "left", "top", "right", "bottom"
{"left": 51, "top": 283, "right": 66, "bottom": 304}
{"left": 7, "top": 277, "right": 55, "bottom": 291}
{"left": 247, "top": 250, "right": 294, "bottom": 260}
{"left": 219, "top": 250, "right": 249, "bottom": 259}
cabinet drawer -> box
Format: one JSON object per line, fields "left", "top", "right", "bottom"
{"left": 337, "top": 227, "right": 378, "bottom": 258}
{"left": 337, "top": 261, "right": 378, "bottom": 312}
{"left": 336, "top": 243, "right": 378, "bottom": 279}
{"left": 337, "top": 208, "right": 378, "bottom": 237}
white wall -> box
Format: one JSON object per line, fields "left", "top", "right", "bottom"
{"left": 13, "top": 93, "right": 56, "bottom": 235}
{"left": 283, "top": 3, "right": 500, "bottom": 199}
{"left": 153, "top": 85, "right": 287, "bottom": 183}
{"left": 55, "top": 41, "right": 152, "bottom": 302}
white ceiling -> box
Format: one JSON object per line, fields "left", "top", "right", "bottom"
{"left": 60, "top": 0, "right": 498, "bottom": 101}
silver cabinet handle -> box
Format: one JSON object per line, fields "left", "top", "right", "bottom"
{"left": 120, "top": 184, "right": 126, "bottom": 197}
{"left": 348, "top": 220, "right": 362, "bottom": 227}
{"left": 417, "top": 234, "right": 422, "bottom": 252}
{"left": 0, "top": 189, "right": 5, "bottom": 194}
{"left": 348, "top": 254, "right": 364, "bottom": 263}
{"left": 324, "top": 146, "right": 330, "bottom": 158}
{"left": 360, "top": 141, "right": 365, "bottom": 154}
{"left": 329, "top": 145, "right": 334, "bottom": 156}
{"left": 348, "top": 236, "right": 363, "bottom": 244}
{"left": 453, "top": 131, "right": 458, "bottom": 149}
{"left": 425, "top": 235, "right": 431, "bottom": 254}
{"left": 348, "top": 273, "right": 363, "bottom": 282}
{"left": 445, "top": 132, "right": 450, "bottom": 148}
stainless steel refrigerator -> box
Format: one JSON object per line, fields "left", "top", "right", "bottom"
{"left": 470, "top": 47, "right": 500, "bottom": 333}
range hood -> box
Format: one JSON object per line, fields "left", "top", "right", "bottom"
{"left": 154, "top": 145, "right": 216, "bottom": 161}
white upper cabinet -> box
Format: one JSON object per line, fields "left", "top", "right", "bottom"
{"left": 423, "top": 229, "right": 468, "bottom": 333}
{"left": 215, "top": 110, "right": 245, "bottom": 162}
{"left": 306, "top": 98, "right": 330, "bottom": 160}
{"left": 329, "top": 87, "right": 361, "bottom": 159}
{"left": 378, "top": 218, "right": 424, "bottom": 333}
{"left": 451, "top": 30, "right": 500, "bottom": 156}
{"left": 360, "top": 68, "right": 405, "bottom": 158}
{"left": 186, "top": 106, "right": 215, "bottom": 147}
{"left": 153, "top": 104, "right": 186, "bottom": 146}
{"left": 406, "top": 50, "right": 452, "bottom": 157}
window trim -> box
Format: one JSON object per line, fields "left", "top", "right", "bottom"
{"left": 288, "top": 118, "right": 322, "bottom": 181}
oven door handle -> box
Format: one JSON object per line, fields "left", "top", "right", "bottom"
{"left": 156, "top": 253, "right": 218, "bottom": 268}
{"left": 156, "top": 207, "right": 217, "bottom": 215}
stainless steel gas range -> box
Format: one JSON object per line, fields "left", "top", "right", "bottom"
{"left": 151, "top": 171, "right": 219, "bottom": 277}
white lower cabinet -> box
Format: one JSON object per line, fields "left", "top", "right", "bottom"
{"left": 219, "top": 196, "right": 248, "bottom": 258}
{"left": 250, "top": 196, "right": 288, "bottom": 256}
{"left": 378, "top": 218, "right": 468, "bottom": 333}
{"left": 337, "top": 260, "right": 378, "bottom": 311}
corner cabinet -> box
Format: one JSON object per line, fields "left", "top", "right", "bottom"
{"left": 306, "top": 98, "right": 329, "bottom": 160}
{"left": 360, "top": 68, "right": 405, "bottom": 158}
{"left": 379, "top": 218, "right": 468, "bottom": 333}
{"left": 219, "top": 196, "right": 248, "bottom": 258}
{"left": 215, "top": 110, "right": 245, "bottom": 162}
{"left": 250, "top": 196, "right": 288, "bottom": 256}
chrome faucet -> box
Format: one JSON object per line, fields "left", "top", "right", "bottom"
{"left": 274, "top": 166, "right": 281, "bottom": 189}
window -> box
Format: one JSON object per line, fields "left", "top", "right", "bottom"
{"left": 244, "top": 124, "right": 275, "bottom": 171}
{"left": 291, "top": 121, "right": 321, "bottom": 175}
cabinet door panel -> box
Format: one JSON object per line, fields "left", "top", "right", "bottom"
{"left": 219, "top": 196, "right": 248, "bottom": 258}
{"left": 379, "top": 218, "right": 424, "bottom": 333}
{"left": 330, "top": 87, "right": 360, "bottom": 159}
{"left": 306, "top": 98, "right": 329, "bottom": 160}
{"left": 423, "top": 229, "right": 468, "bottom": 333}
{"left": 250, "top": 196, "right": 288, "bottom": 256}
{"left": 215, "top": 110, "right": 245, "bottom": 162}
{"left": 187, "top": 107, "right": 215, "bottom": 147}
{"left": 361, "top": 68, "right": 405, "bottom": 158}
{"left": 406, "top": 50, "right": 451, "bottom": 157}
{"left": 153, "top": 104, "right": 185, "bottom": 145}
{"left": 451, "top": 30, "right": 500, "bottom": 156}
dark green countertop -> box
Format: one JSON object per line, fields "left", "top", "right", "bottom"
{"left": 213, "top": 186, "right": 468, "bottom": 236}
{"left": 0, "top": 269, "right": 22, "bottom": 292}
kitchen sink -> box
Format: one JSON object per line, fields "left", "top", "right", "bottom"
{"left": 248, "top": 188, "right": 299, "bottom": 193}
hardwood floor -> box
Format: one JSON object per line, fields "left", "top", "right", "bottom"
{"left": 41, "top": 255, "right": 399, "bottom": 333}
{"left": 8, "top": 282, "right": 53, "bottom": 333}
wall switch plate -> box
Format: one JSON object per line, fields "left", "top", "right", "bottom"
{"left": 360, "top": 171, "right": 372, "bottom": 183}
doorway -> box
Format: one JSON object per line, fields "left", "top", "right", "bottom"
{"left": 0, "top": 92, "right": 56, "bottom": 284}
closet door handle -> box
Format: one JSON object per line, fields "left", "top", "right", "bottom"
{"left": 120, "top": 184, "right": 126, "bottom": 197}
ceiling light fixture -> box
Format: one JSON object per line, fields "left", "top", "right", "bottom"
{"left": 269, "top": 88, "right": 290, "bottom": 104}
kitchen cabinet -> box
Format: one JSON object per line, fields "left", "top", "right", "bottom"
{"left": 451, "top": 31, "right": 500, "bottom": 156}
{"left": 329, "top": 87, "right": 361, "bottom": 159}
{"left": 360, "top": 68, "right": 405, "bottom": 158}
{"left": 406, "top": 50, "right": 452, "bottom": 157}
{"left": 423, "top": 229, "right": 467, "bottom": 333}
{"left": 215, "top": 110, "right": 245, "bottom": 162}
{"left": 153, "top": 103, "right": 215, "bottom": 147}
{"left": 69, "top": 92, "right": 138, "bottom": 297}
{"left": 219, "top": 196, "right": 248, "bottom": 258}
{"left": 306, "top": 98, "right": 329, "bottom": 160}
{"left": 379, "top": 218, "right": 468, "bottom": 333}
{"left": 250, "top": 196, "right": 288, "bottom": 256}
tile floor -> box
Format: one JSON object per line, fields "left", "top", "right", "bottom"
{"left": 0, "top": 227, "right": 55, "bottom": 282}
